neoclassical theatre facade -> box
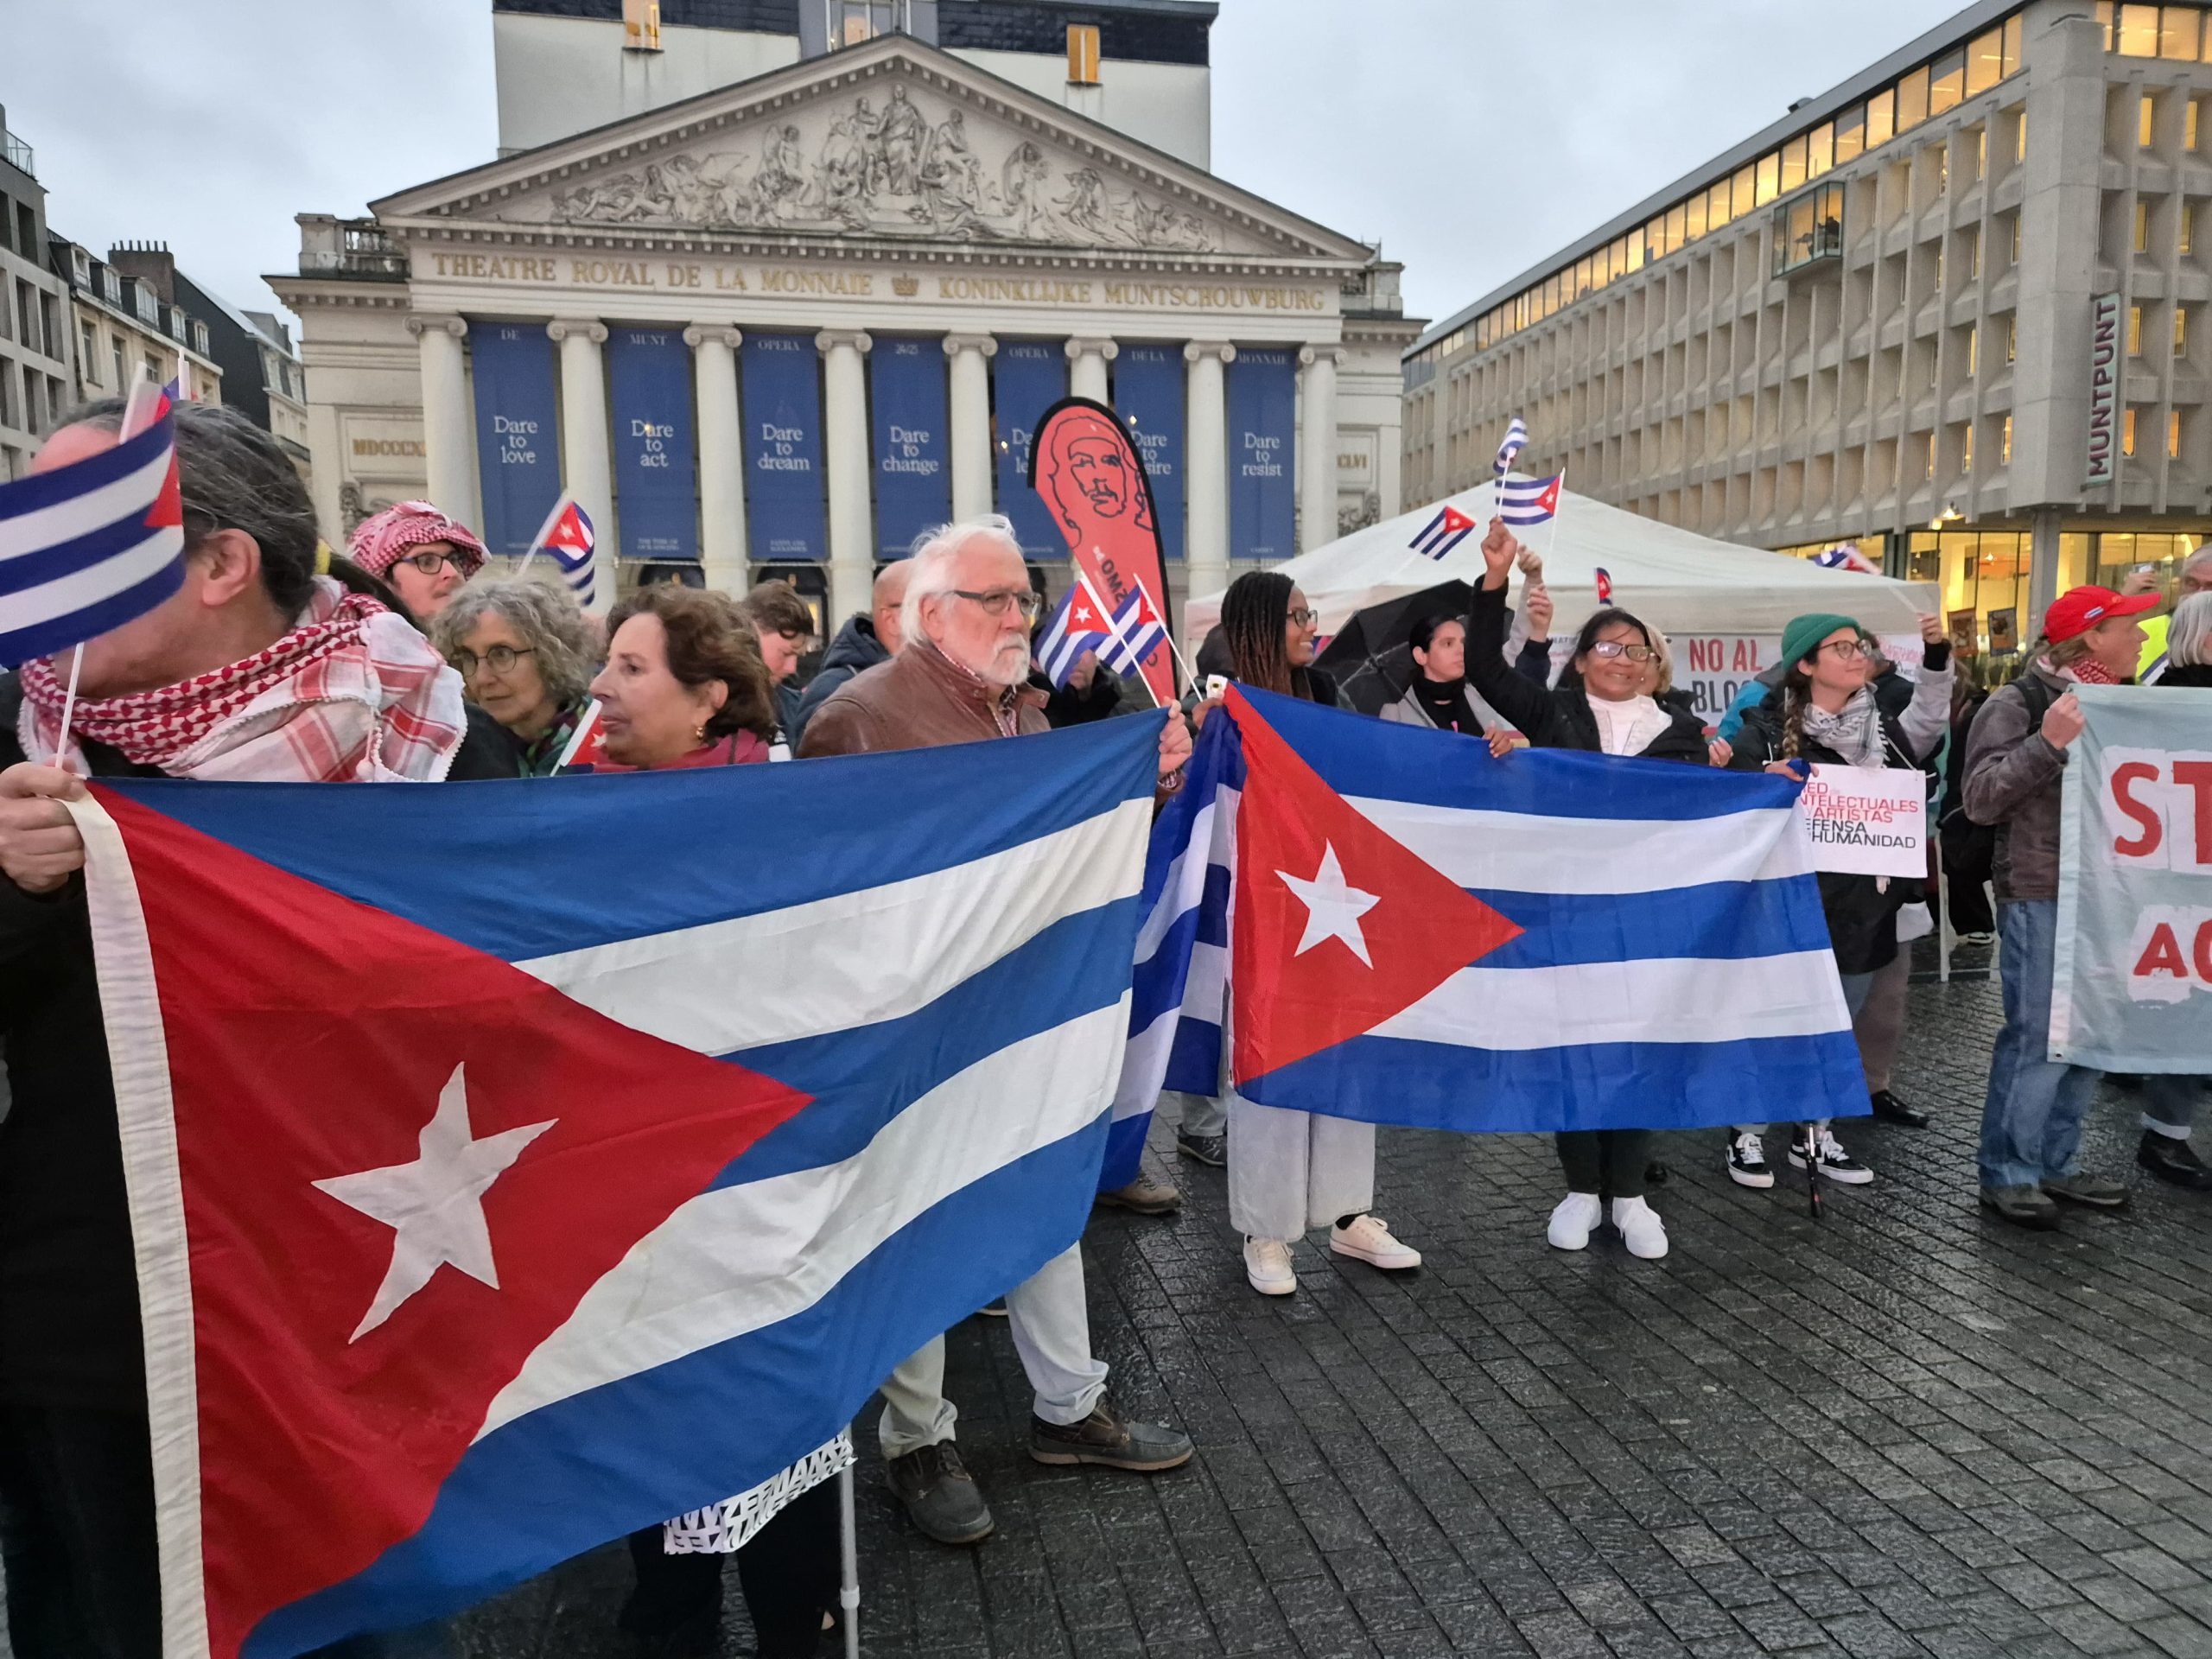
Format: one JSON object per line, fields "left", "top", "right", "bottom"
{"left": 274, "top": 33, "right": 1418, "bottom": 627}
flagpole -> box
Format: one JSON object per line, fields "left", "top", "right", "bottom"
{"left": 1074, "top": 570, "right": 1165, "bottom": 709}
{"left": 839, "top": 1460, "right": 861, "bottom": 1659}
{"left": 53, "top": 365, "right": 166, "bottom": 767}
{"left": 512, "top": 491, "right": 573, "bottom": 581}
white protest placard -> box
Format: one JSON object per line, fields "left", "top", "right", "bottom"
{"left": 1796, "top": 766, "right": 1926, "bottom": 878}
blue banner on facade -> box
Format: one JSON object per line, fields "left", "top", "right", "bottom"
{"left": 1116, "top": 345, "right": 1184, "bottom": 563}
{"left": 468, "top": 321, "right": 562, "bottom": 559}
{"left": 870, "top": 337, "right": 951, "bottom": 560}
{"left": 1229, "top": 348, "right": 1296, "bottom": 563}
{"left": 742, "top": 334, "right": 827, "bottom": 563}
{"left": 994, "top": 340, "right": 1066, "bottom": 557}
{"left": 607, "top": 327, "right": 698, "bottom": 561}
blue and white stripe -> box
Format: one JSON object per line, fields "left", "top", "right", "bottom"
{"left": 1496, "top": 472, "right": 1562, "bottom": 527}
{"left": 1493, "top": 416, "right": 1529, "bottom": 479}
{"left": 1103, "top": 714, "right": 1243, "bottom": 1187}
{"left": 1035, "top": 587, "right": 1113, "bottom": 689}
{"left": 1099, "top": 588, "right": 1166, "bottom": 677}
{"left": 0, "top": 409, "right": 185, "bottom": 664}
{"left": 1408, "top": 508, "right": 1477, "bottom": 562}
{"left": 119, "top": 715, "right": 1166, "bottom": 1644}
{"left": 1134, "top": 690, "right": 1864, "bottom": 1135}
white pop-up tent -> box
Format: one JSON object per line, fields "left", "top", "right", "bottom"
{"left": 1183, "top": 479, "right": 1937, "bottom": 648}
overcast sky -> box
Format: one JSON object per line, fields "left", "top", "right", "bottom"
{"left": 3, "top": 0, "right": 1967, "bottom": 337}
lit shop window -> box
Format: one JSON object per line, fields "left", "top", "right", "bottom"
{"left": 623, "top": 0, "right": 661, "bottom": 51}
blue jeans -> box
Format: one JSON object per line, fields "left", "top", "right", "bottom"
{"left": 1979, "top": 899, "right": 2102, "bottom": 1189}
{"left": 2143, "top": 1075, "right": 2206, "bottom": 1138}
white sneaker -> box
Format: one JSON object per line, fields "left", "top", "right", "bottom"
{"left": 1243, "top": 1236, "right": 1296, "bottom": 1295}
{"left": 1726, "top": 1131, "right": 1775, "bottom": 1188}
{"left": 1611, "top": 1196, "right": 1669, "bottom": 1260}
{"left": 1329, "top": 1213, "right": 1421, "bottom": 1270}
{"left": 1547, "top": 1192, "right": 1602, "bottom": 1251}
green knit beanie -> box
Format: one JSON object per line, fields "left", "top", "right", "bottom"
{"left": 1779, "top": 612, "right": 1861, "bottom": 672}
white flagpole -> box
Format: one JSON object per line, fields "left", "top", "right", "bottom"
{"left": 512, "top": 491, "right": 573, "bottom": 581}
{"left": 838, "top": 1461, "right": 861, "bottom": 1659}
{"left": 1079, "top": 565, "right": 1197, "bottom": 697}
{"left": 52, "top": 366, "right": 168, "bottom": 766}
{"left": 1547, "top": 459, "right": 1570, "bottom": 574}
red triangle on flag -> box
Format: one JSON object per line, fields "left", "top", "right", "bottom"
{"left": 1439, "top": 505, "right": 1476, "bottom": 535}
{"left": 1535, "top": 477, "right": 1561, "bottom": 514}
{"left": 146, "top": 449, "right": 183, "bottom": 532}
{"left": 1226, "top": 690, "right": 1523, "bottom": 1084}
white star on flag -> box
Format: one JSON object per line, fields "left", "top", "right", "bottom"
{"left": 1277, "top": 842, "right": 1380, "bottom": 967}
{"left": 313, "top": 1063, "right": 556, "bottom": 1342}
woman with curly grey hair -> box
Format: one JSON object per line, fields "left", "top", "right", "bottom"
{"left": 429, "top": 578, "right": 600, "bottom": 775}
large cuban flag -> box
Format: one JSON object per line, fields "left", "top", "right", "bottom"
{"left": 65, "top": 714, "right": 1162, "bottom": 1658}
{"left": 1129, "top": 687, "right": 1865, "bottom": 1130}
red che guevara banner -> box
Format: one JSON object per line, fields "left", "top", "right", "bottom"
{"left": 1028, "top": 397, "right": 1178, "bottom": 706}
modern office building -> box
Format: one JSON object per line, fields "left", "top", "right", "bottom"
{"left": 0, "top": 105, "right": 73, "bottom": 481}
{"left": 276, "top": 2, "right": 1420, "bottom": 625}
{"left": 1404, "top": 0, "right": 2212, "bottom": 666}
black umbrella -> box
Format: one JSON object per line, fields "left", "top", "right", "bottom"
{"left": 1315, "top": 580, "right": 1474, "bottom": 675}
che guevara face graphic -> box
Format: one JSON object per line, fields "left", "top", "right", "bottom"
{"left": 1065, "top": 435, "right": 1131, "bottom": 517}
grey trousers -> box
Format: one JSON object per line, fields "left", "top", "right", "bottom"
{"left": 1853, "top": 946, "right": 1912, "bottom": 1095}
{"left": 1166, "top": 1089, "right": 1226, "bottom": 1139}
{"left": 2144, "top": 1076, "right": 2207, "bottom": 1139}
{"left": 876, "top": 1243, "right": 1109, "bottom": 1459}
{"left": 1227, "top": 1092, "right": 1376, "bottom": 1242}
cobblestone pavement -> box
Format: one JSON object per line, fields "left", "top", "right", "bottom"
{"left": 443, "top": 966, "right": 2211, "bottom": 1657}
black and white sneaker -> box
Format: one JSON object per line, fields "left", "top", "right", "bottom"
{"left": 1726, "top": 1131, "right": 1775, "bottom": 1188}
{"left": 1788, "top": 1128, "right": 1873, "bottom": 1185}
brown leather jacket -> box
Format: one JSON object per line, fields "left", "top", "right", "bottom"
{"left": 796, "top": 639, "right": 1049, "bottom": 757}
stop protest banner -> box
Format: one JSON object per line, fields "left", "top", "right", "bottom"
{"left": 2050, "top": 683, "right": 2212, "bottom": 1071}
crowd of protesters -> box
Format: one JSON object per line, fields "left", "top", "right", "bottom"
{"left": 0, "top": 399, "right": 2208, "bottom": 1657}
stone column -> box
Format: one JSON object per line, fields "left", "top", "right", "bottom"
{"left": 1185, "top": 340, "right": 1236, "bottom": 601}
{"left": 1065, "top": 336, "right": 1118, "bottom": 405}
{"left": 546, "top": 319, "right": 613, "bottom": 611}
{"left": 407, "top": 313, "right": 477, "bottom": 531}
{"left": 817, "top": 329, "right": 874, "bottom": 625}
{"left": 944, "top": 333, "right": 997, "bottom": 523}
{"left": 1299, "top": 345, "right": 1342, "bottom": 554}
{"left": 685, "top": 324, "right": 747, "bottom": 596}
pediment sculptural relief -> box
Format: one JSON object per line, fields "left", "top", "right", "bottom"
{"left": 529, "top": 84, "right": 1236, "bottom": 252}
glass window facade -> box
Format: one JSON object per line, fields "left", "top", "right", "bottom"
{"left": 1909, "top": 531, "right": 2031, "bottom": 675}
{"left": 2097, "top": 1, "right": 2212, "bottom": 57}
{"left": 1406, "top": 10, "right": 2026, "bottom": 372}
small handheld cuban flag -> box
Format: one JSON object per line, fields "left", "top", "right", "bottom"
{"left": 1812, "top": 543, "right": 1878, "bottom": 575}
{"left": 0, "top": 394, "right": 187, "bottom": 664}
{"left": 1497, "top": 473, "right": 1563, "bottom": 527}
{"left": 1035, "top": 584, "right": 1114, "bottom": 689}
{"left": 1494, "top": 416, "right": 1529, "bottom": 479}
{"left": 1101, "top": 586, "right": 1168, "bottom": 675}
{"left": 543, "top": 499, "right": 596, "bottom": 605}
{"left": 1595, "top": 567, "right": 1613, "bottom": 605}
{"left": 1409, "top": 505, "right": 1478, "bottom": 562}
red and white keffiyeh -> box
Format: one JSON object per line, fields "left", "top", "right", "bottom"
{"left": 18, "top": 577, "right": 468, "bottom": 782}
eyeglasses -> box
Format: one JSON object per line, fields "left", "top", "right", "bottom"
{"left": 1586, "top": 640, "right": 1656, "bottom": 663}
{"left": 1287, "top": 607, "right": 1319, "bottom": 628}
{"left": 449, "top": 645, "right": 535, "bottom": 677}
{"left": 951, "top": 588, "right": 1043, "bottom": 620}
{"left": 1819, "top": 639, "right": 1870, "bottom": 659}
{"left": 397, "top": 550, "right": 463, "bottom": 577}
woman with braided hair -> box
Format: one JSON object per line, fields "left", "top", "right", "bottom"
{"left": 1195, "top": 572, "right": 1424, "bottom": 1296}
{"left": 1726, "top": 610, "right": 1952, "bottom": 1192}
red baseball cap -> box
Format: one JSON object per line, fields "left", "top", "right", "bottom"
{"left": 2044, "top": 585, "right": 2159, "bottom": 643}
